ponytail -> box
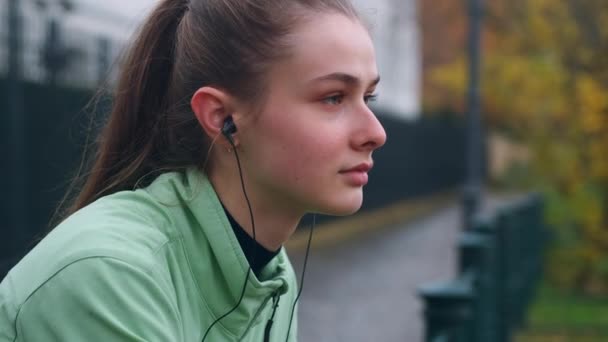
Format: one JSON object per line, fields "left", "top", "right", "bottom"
{"left": 61, "top": 0, "right": 189, "bottom": 218}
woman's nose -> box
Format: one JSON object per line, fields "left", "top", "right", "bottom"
{"left": 353, "top": 105, "right": 387, "bottom": 151}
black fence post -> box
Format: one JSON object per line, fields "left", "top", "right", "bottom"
{"left": 459, "top": 229, "right": 492, "bottom": 342}
{"left": 495, "top": 206, "right": 513, "bottom": 342}
{"left": 419, "top": 276, "right": 474, "bottom": 342}
{"left": 509, "top": 202, "right": 526, "bottom": 329}
{"left": 470, "top": 215, "right": 499, "bottom": 342}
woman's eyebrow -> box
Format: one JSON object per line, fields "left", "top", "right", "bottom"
{"left": 309, "top": 72, "right": 380, "bottom": 87}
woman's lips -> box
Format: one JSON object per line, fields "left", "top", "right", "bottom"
{"left": 340, "top": 170, "right": 369, "bottom": 186}
{"left": 339, "top": 163, "right": 372, "bottom": 186}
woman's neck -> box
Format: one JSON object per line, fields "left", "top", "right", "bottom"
{"left": 208, "top": 165, "right": 302, "bottom": 251}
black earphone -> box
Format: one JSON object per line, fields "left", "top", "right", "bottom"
{"left": 202, "top": 115, "right": 314, "bottom": 342}
{"left": 221, "top": 116, "right": 238, "bottom": 143}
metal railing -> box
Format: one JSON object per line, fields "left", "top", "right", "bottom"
{"left": 1, "top": 0, "right": 126, "bottom": 88}
{"left": 419, "top": 194, "right": 547, "bottom": 342}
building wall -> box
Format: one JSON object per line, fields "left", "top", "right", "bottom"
{"left": 354, "top": 0, "right": 421, "bottom": 120}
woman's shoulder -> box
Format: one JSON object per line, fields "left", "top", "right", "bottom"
{"left": 3, "top": 189, "right": 180, "bottom": 305}
{"left": 52, "top": 189, "right": 177, "bottom": 263}
{"left": 0, "top": 241, "right": 184, "bottom": 341}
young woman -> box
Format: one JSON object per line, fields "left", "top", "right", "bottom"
{"left": 0, "top": 0, "right": 386, "bottom": 340}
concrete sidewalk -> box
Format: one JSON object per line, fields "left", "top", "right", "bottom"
{"left": 286, "top": 195, "right": 515, "bottom": 342}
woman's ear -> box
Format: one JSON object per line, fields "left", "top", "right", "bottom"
{"left": 191, "top": 86, "right": 236, "bottom": 145}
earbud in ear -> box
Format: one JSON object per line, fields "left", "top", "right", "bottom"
{"left": 221, "top": 116, "right": 237, "bottom": 144}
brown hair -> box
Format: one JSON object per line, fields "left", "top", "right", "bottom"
{"left": 59, "top": 0, "right": 360, "bottom": 220}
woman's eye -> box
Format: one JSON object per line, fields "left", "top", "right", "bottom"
{"left": 322, "top": 94, "right": 344, "bottom": 105}
{"left": 364, "top": 94, "right": 378, "bottom": 104}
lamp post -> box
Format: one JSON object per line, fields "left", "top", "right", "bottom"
{"left": 462, "top": 0, "right": 484, "bottom": 230}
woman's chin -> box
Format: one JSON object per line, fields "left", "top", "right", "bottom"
{"left": 317, "top": 194, "right": 363, "bottom": 216}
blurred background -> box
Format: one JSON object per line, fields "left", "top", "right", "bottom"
{"left": 1, "top": 0, "right": 607, "bottom": 341}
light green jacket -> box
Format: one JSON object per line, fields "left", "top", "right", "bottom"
{"left": 0, "top": 169, "right": 298, "bottom": 341}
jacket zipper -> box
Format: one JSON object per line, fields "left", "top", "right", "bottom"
{"left": 263, "top": 292, "right": 281, "bottom": 342}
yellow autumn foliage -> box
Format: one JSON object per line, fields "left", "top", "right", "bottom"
{"left": 427, "top": 0, "right": 608, "bottom": 294}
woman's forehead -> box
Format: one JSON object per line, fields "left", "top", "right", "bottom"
{"left": 273, "top": 13, "right": 378, "bottom": 86}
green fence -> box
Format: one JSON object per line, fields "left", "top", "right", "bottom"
{"left": 419, "top": 194, "right": 548, "bottom": 342}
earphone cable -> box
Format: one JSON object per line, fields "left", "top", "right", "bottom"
{"left": 284, "top": 214, "right": 315, "bottom": 342}
{"left": 201, "top": 140, "right": 256, "bottom": 342}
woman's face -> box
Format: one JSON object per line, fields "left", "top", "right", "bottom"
{"left": 237, "top": 13, "right": 386, "bottom": 218}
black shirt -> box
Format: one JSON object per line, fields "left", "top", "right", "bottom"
{"left": 222, "top": 205, "right": 280, "bottom": 277}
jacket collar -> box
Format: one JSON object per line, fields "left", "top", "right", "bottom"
{"left": 148, "top": 168, "right": 291, "bottom": 337}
